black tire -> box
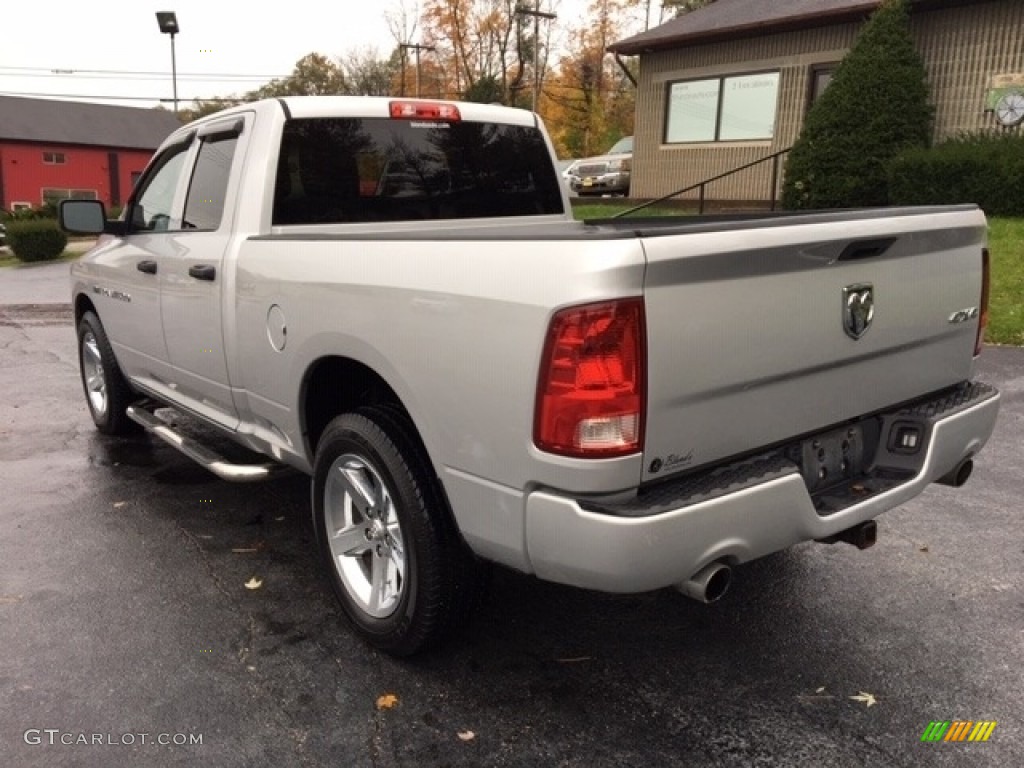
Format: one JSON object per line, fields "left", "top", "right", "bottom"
{"left": 76, "top": 311, "right": 139, "bottom": 436}
{"left": 312, "top": 407, "right": 483, "bottom": 656}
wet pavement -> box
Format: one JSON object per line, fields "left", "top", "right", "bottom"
{"left": 0, "top": 293, "right": 1021, "bottom": 767}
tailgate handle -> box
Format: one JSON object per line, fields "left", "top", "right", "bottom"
{"left": 838, "top": 238, "right": 897, "bottom": 262}
{"left": 188, "top": 264, "right": 217, "bottom": 281}
{"left": 136, "top": 260, "right": 157, "bottom": 275}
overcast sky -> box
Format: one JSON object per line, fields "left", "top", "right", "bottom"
{"left": 0, "top": 0, "right": 659, "bottom": 109}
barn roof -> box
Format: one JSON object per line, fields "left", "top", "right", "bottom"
{"left": 0, "top": 95, "right": 182, "bottom": 150}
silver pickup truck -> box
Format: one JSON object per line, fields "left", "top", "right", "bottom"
{"left": 60, "top": 96, "right": 1000, "bottom": 655}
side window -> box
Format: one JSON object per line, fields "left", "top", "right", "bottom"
{"left": 131, "top": 144, "right": 190, "bottom": 232}
{"left": 183, "top": 135, "right": 238, "bottom": 230}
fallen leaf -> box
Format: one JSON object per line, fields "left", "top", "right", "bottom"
{"left": 919, "top": 544, "right": 929, "bottom": 553}
{"left": 0, "top": 595, "right": 24, "bottom": 605}
{"left": 376, "top": 693, "right": 400, "bottom": 710}
{"left": 815, "top": 686, "right": 826, "bottom": 694}
{"left": 849, "top": 691, "right": 878, "bottom": 707}
{"left": 274, "top": 516, "right": 286, "bottom": 522}
{"left": 457, "top": 731, "right": 475, "bottom": 742}
{"left": 113, "top": 501, "right": 127, "bottom": 509}
{"left": 244, "top": 577, "right": 263, "bottom": 590}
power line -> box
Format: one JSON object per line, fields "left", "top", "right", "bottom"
{"left": 0, "top": 90, "right": 250, "bottom": 103}
{"left": 1, "top": 72, "right": 279, "bottom": 82}
{"left": 0, "top": 65, "right": 288, "bottom": 79}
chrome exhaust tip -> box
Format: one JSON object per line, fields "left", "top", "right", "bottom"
{"left": 937, "top": 458, "right": 974, "bottom": 488}
{"left": 678, "top": 562, "right": 732, "bottom": 604}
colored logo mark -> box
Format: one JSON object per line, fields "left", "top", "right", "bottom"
{"left": 921, "top": 720, "right": 997, "bottom": 742}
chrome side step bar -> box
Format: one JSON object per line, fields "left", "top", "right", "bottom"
{"left": 126, "top": 404, "right": 278, "bottom": 483}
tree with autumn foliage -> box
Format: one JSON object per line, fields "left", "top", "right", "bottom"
{"left": 418, "top": 0, "right": 532, "bottom": 104}
{"left": 541, "top": 0, "right": 642, "bottom": 157}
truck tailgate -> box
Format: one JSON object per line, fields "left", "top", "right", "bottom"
{"left": 638, "top": 206, "right": 987, "bottom": 483}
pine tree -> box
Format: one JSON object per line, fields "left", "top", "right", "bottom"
{"left": 781, "top": 0, "right": 932, "bottom": 209}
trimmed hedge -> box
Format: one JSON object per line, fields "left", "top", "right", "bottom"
{"left": 782, "top": 0, "right": 932, "bottom": 209}
{"left": 889, "top": 132, "right": 1024, "bottom": 216}
{"left": 6, "top": 219, "right": 68, "bottom": 263}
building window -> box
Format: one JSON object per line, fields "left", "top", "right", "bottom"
{"left": 42, "top": 188, "right": 97, "bottom": 206}
{"left": 12, "top": 202, "right": 32, "bottom": 212}
{"left": 665, "top": 71, "right": 780, "bottom": 143}
{"left": 42, "top": 151, "right": 67, "bottom": 165}
{"left": 808, "top": 65, "right": 838, "bottom": 110}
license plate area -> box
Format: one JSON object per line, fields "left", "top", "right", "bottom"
{"left": 788, "top": 421, "right": 878, "bottom": 496}
{"left": 785, "top": 417, "right": 919, "bottom": 515}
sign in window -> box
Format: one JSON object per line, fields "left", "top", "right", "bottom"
{"left": 666, "top": 72, "right": 780, "bottom": 143}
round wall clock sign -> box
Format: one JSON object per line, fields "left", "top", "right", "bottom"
{"left": 994, "top": 91, "right": 1024, "bottom": 126}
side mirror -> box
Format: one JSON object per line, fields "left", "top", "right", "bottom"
{"left": 59, "top": 199, "right": 107, "bottom": 234}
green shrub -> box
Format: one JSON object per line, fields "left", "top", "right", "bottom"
{"left": 6, "top": 219, "right": 68, "bottom": 263}
{"left": 782, "top": 0, "right": 932, "bottom": 209}
{"left": 889, "top": 132, "right": 1024, "bottom": 216}
{"left": 10, "top": 203, "right": 58, "bottom": 221}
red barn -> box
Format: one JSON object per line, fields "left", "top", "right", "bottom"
{"left": 0, "top": 95, "right": 182, "bottom": 211}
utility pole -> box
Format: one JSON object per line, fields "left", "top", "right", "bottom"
{"left": 400, "top": 43, "right": 436, "bottom": 97}
{"left": 515, "top": 2, "right": 556, "bottom": 112}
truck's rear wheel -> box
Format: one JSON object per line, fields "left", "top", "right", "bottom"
{"left": 76, "top": 311, "right": 138, "bottom": 436}
{"left": 312, "top": 408, "right": 481, "bottom": 656}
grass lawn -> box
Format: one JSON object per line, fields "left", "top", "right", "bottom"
{"left": 571, "top": 203, "right": 1023, "bottom": 347}
{"left": 571, "top": 200, "right": 683, "bottom": 220}
{"left": 0, "top": 249, "right": 80, "bottom": 269}
{"left": 986, "top": 217, "right": 1024, "bottom": 346}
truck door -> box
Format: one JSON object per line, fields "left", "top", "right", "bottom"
{"left": 90, "top": 136, "right": 194, "bottom": 388}
{"left": 158, "top": 116, "right": 249, "bottom": 429}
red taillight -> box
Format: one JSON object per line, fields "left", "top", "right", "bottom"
{"left": 975, "top": 247, "right": 990, "bottom": 357}
{"left": 389, "top": 101, "right": 461, "bottom": 121}
{"left": 534, "top": 299, "right": 646, "bottom": 458}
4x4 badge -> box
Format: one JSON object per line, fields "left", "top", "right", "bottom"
{"left": 843, "top": 284, "right": 874, "bottom": 339}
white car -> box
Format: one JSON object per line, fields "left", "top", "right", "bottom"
{"left": 570, "top": 135, "right": 632, "bottom": 197}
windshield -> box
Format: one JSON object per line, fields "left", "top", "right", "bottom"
{"left": 606, "top": 136, "right": 633, "bottom": 155}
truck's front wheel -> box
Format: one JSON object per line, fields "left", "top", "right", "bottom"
{"left": 312, "top": 408, "right": 480, "bottom": 656}
{"left": 76, "top": 311, "right": 138, "bottom": 436}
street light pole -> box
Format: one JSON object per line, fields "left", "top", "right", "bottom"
{"left": 399, "top": 43, "right": 436, "bottom": 98}
{"left": 515, "top": 2, "right": 556, "bottom": 112}
{"left": 155, "top": 12, "right": 180, "bottom": 113}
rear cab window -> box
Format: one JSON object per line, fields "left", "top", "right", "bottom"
{"left": 272, "top": 113, "right": 564, "bottom": 225}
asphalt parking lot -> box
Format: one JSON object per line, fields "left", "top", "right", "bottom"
{"left": 0, "top": 267, "right": 1021, "bottom": 767}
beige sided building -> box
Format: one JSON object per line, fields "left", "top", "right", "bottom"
{"left": 609, "top": 0, "right": 1024, "bottom": 206}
